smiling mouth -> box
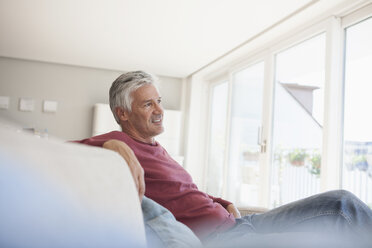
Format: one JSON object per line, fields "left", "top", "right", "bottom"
{"left": 151, "top": 116, "right": 163, "bottom": 124}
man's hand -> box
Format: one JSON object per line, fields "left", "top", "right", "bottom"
{"left": 103, "top": 139, "right": 145, "bottom": 202}
{"left": 227, "top": 203, "right": 241, "bottom": 218}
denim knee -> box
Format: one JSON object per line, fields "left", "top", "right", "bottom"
{"left": 333, "top": 189, "right": 356, "bottom": 199}
{"left": 323, "top": 189, "right": 356, "bottom": 202}
{"left": 326, "top": 190, "right": 372, "bottom": 236}
{"left": 323, "top": 189, "right": 370, "bottom": 222}
{"left": 323, "top": 190, "right": 356, "bottom": 207}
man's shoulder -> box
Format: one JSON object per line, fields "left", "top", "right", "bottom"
{"left": 98, "top": 131, "right": 131, "bottom": 142}
{"left": 105, "top": 130, "right": 126, "bottom": 137}
{"left": 95, "top": 130, "right": 123, "bottom": 137}
{"left": 75, "top": 131, "right": 129, "bottom": 147}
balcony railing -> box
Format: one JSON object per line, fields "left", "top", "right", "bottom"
{"left": 270, "top": 145, "right": 372, "bottom": 208}
{"left": 270, "top": 148, "right": 321, "bottom": 207}
{"left": 343, "top": 141, "right": 372, "bottom": 208}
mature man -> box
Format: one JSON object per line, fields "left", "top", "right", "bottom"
{"left": 78, "top": 71, "right": 372, "bottom": 246}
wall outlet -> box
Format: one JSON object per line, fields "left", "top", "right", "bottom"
{"left": 19, "top": 98, "right": 34, "bottom": 112}
{"left": 43, "top": 100, "right": 58, "bottom": 113}
{"left": 0, "top": 96, "right": 10, "bottom": 109}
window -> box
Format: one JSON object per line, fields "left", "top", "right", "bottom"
{"left": 206, "top": 81, "right": 229, "bottom": 196}
{"left": 342, "top": 17, "right": 372, "bottom": 207}
{"left": 198, "top": 4, "right": 372, "bottom": 209}
{"left": 271, "top": 34, "right": 326, "bottom": 207}
{"left": 226, "top": 62, "right": 265, "bottom": 206}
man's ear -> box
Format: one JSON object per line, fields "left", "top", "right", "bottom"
{"left": 115, "top": 107, "right": 129, "bottom": 122}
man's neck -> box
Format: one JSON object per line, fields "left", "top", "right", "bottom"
{"left": 121, "top": 127, "right": 154, "bottom": 144}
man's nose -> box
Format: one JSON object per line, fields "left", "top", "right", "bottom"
{"left": 154, "top": 102, "right": 163, "bottom": 114}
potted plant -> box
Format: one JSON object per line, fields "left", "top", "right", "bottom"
{"left": 288, "top": 149, "right": 307, "bottom": 167}
{"left": 352, "top": 155, "right": 368, "bottom": 171}
{"left": 309, "top": 152, "right": 321, "bottom": 176}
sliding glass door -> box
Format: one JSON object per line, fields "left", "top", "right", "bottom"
{"left": 206, "top": 81, "right": 229, "bottom": 196}
{"left": 270, "top": 34, "right": 326, "bottom": 207}
{"left": 204, "top": 7, "right": 371, "bottom": 209}
{"left": 342, "top": 17, "right": 372, "bottom": 207}
{"left": 226, "top": 62, "right": 265, "bottom": 206}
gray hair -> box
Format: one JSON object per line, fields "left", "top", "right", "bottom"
{"left": 109, "top": 71, "right": 159, "bottom": 123}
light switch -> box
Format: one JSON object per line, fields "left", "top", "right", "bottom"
{"left": 0, "top": 96, "right": 9, "bottom": 109}
{"left": 19, "top": 98, "right": 34, "bottom": 112}
{"left": 43, "top": 100, "right": 58, "bottom": 113}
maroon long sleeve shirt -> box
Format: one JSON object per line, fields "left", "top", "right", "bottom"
{"left": 77, "top": 131, "right": 236, "bottom": 239}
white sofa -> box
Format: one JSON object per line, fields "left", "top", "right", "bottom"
{"left": 0, "top": 124, "right": 146, "bottom": 247}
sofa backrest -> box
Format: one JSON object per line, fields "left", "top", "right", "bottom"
{"left": 0, "top": 125, "right": 146, "bottom": 247}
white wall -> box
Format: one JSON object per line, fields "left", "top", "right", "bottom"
{"left": 0, "top": 57, "right": 183, "bottom": 140}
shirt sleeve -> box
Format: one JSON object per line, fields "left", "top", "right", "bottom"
{"left": 207, "top": 194, "right": 232, "bottom": 209}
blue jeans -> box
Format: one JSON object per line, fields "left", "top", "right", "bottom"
{"left": 206, "top": 190, "right": 372, "bottom": 247}
{"left": 142, "top": 196, "right": 202, "bottom": 248}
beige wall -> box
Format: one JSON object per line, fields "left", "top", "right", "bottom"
{"left": 0, "top": 57, "right": 183, "bottom": 140}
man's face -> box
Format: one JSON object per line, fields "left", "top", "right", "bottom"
{"left": 123, "top": 84, "right": 164, "bottom": 143}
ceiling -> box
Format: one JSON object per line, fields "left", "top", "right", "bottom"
{"left": 0, "top": 0, "right": 347, "bottom": 78}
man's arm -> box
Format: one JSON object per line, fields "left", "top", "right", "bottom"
{"left": 208, "top": 195, "right": 241, "bottom": 218}
{"left": 103, "top": 139, "right": 145, "bottom": 202}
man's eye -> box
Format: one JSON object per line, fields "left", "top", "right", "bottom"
{"left": 157, "top": 99, "right": 162, "bottom": 104}
{"left": 144, "top": 103, "right": 152, "bottom": 107}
